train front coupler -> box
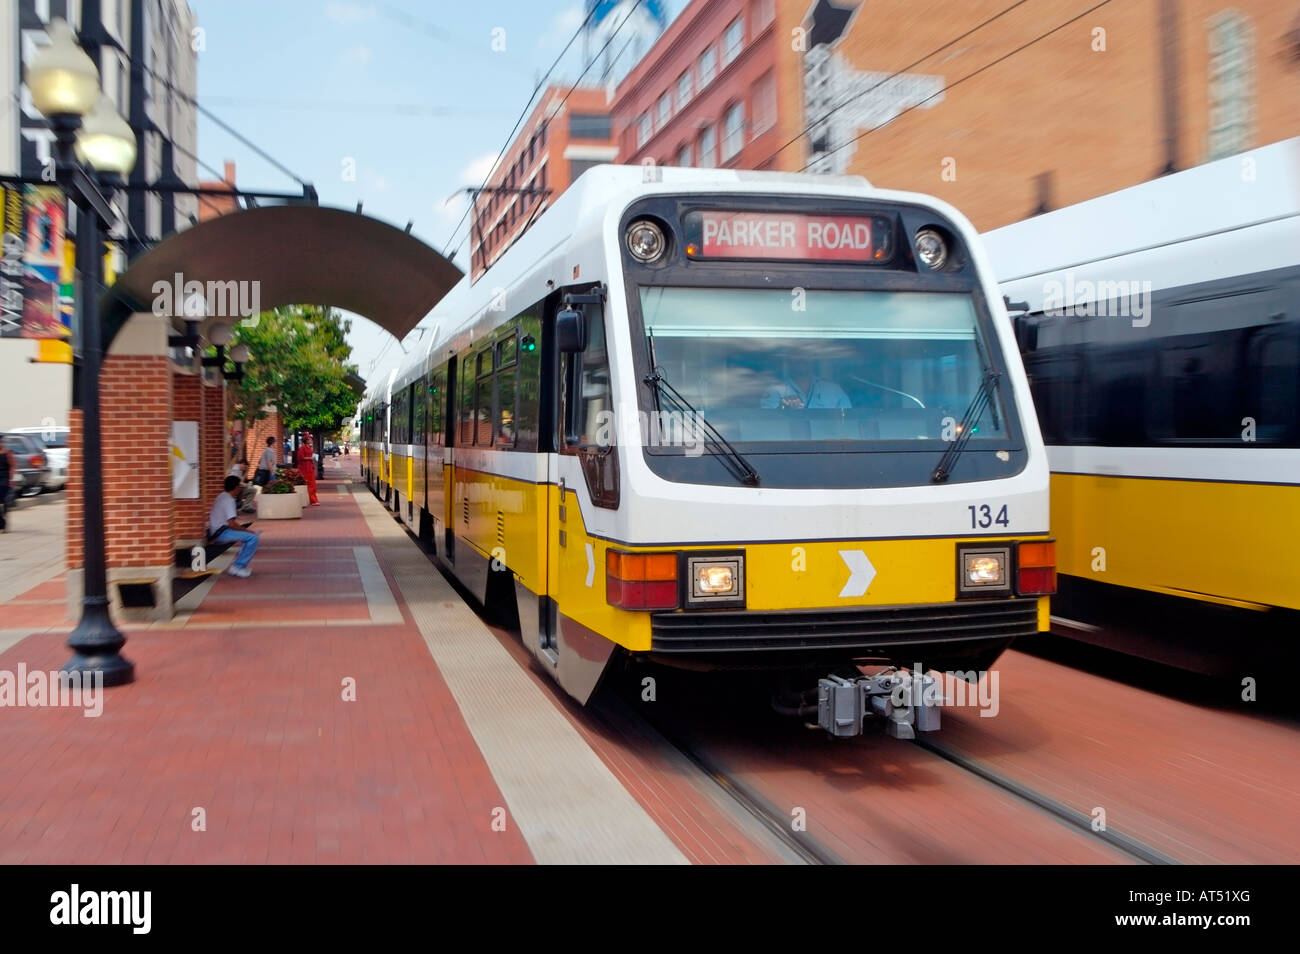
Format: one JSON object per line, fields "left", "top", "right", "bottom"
{"left": 816, "top": 669, "right": 942, "bottom": 739}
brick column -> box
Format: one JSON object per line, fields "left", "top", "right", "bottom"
{"left": 245, "top": 409, "right": 285, "bottom": 479}
{"left": 200, "top": 376, "right": 227, "bottom": 507}
{"left": 67, "top": 354, "right": 175, "bottom": 620}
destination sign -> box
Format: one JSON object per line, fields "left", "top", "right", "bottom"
{"left": 684, "top": 211, "right": 893, "bottom": 263}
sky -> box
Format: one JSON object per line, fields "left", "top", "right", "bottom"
{"left": 189, "top": 0, "right": 686, "bottom": 386}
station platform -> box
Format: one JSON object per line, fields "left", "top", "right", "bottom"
{"left": 0, "top": 457, "right": 770, "bottom": 865}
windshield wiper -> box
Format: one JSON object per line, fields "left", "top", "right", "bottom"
{"left": 645, "top": 333, "right": 759, "bottom": 487}
{"left": 931, "top": 368, "right": 1002, "bottom": 483}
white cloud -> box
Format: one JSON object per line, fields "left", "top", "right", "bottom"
{"left": 461, "top": 151, "right": 501, "bottom": 185}
{"left": 342, "top": 45, "right": 373, "bottom": 65}
{"left": 430, "top": 152, "right": 501, "bottom": 234}
{"left": 536, "top": 4, "right": 586, "bottom": 51}
{"left": 325, "top": 2, "right": 376, "bottom": 24}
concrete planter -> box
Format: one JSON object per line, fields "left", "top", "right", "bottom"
{"left": 294, "top": 484, "right": 309, "bottom": 505}
{"left": 257, "top": 492, "right": 302, "bottom": 520}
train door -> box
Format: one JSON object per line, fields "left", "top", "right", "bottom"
{"left": 440, "top": 356, "right": 457, "bottom": 563}
{"left": 530, "top": 286, "right": 618, "bottom": 701}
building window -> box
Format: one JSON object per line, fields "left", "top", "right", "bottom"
{"left": 753, "top": 71, "right": 776, "bottom": 134}
{"left": 753, "top": 0, "right": 775, "bottom": 30}
{"left": 570, "top": 112, "right": 612, "bottom": 139}
{"left": 677, "top": 70, "right": 692, "bottom": 109}
{"left": 699, "top": 46, "right": 717, "bottom": 87}
{"left": 637, "top": 112, "right": 652, "bottom": 148}
{"left": 722, "top": 101, "right": 746, "bottom": 161}
{"left": 677, "top": 142, "right": 692, "bottom": 167}
{"left": 1206, "top": 10, "right": 1254, "bottom": 160}
{"left": 723, "top": 17, "right": 744, "bottom": 66}
{"left": 658, "top": 90, "right": 672, "bottom": 129}
{"left": 698, "top": 124, "right": 717, "bottom": 168}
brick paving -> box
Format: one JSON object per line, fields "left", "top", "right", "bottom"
{"left": 0, "top": 462, "right": 534, "bottom": 864}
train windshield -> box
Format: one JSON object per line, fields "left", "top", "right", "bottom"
{"left": 638, "top": 286, "right": 1011, "bottom": 446}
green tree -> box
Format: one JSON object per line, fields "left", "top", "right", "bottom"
{"left": 228, "top": 305, "right": 363, "bottom": 452}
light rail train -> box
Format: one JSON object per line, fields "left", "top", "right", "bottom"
{"left": 360, "top": 165, "right": 1055, "bottom": 735}
{"left": 985, "top": 137, "right": 1300, "bottom": 675}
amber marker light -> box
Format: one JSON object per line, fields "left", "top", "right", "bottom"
{"left": 1016, "top": 540, "right": 1057, "bottom": 596}
{"left": 606, "top": 549, "right": 678, "bottom": 610}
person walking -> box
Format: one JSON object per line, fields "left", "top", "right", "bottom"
{"left": 254, "top": 435, "right": 277, "bottom": 487}
{"left": 296, "top": 435, "right": 320, "bottom": 506}
{"left": 209, "top": 475, "right": 259, "bottom": 577}
{"left": 0, "top": 440, "right": 16, "bottom": 533}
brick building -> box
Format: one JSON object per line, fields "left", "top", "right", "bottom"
{"left": 469, "top": 85, "right": 616, "bottom": 279}
{"left": 196, "top": 159, "right": 241, "bottom": 222}
{"left": 610, "top": 0, "right": 1299, "bottom": 231}
{"left": 613, "top": 0, "right": 792, "bottom": 172}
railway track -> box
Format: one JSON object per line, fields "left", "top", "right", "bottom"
{"left": 389, "top": 493, "right": 1183, "bottom": 865}
{"left": 911, "top": 736, "right": 1180, "bottom": 865}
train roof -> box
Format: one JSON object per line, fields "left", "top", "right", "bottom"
{"left": 981, "top": 136, "right": 1300, "bottom": 283}
{"left": 373, "top": 164, "right": 879, "bottom": 393}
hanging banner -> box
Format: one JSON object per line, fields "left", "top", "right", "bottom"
{"left": 21, "top": 185, "right": 69, "bottom": 340}
{"left": 0, "top": 185, "right": 23, "bottom": 336}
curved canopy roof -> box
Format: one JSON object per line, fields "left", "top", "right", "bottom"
{"left": 102, "top": 204, "right": 463, "bottom": 350}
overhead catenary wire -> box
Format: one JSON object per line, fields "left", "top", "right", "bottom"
{"left": 440, "top": 2, "right": 603, "bottom": 256}
{"left": 107, "top": 42, "right": 313, "bottom": 189}
{"left": 803, "top": 0, "right": 1118, "bottom": 172}
{"left": 452, "top": 0, "right": 648, "bottom": 266}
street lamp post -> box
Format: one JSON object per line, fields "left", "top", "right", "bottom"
{"left": 29, "top": 19, "right": 139, "bottom": 687}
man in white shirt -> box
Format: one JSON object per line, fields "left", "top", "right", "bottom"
{"left": 209, "top": 475, "right": 259, "bottom": 577}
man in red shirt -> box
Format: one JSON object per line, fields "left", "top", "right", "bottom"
{"left": 296, "top": 435, "right": 320, "bottom": 506}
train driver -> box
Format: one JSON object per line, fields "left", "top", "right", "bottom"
{"left": 760, "top": 356, "right": 851, "bottom": 409}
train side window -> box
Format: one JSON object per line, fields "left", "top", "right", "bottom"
{"left": 496, "top": 332, "right": 518, "bottom": 448}
{"left": 474, "top": 347, "right": 494, "bottom": 446}
{"left": 457, "top": 351, "right": 475, "bottom": 445}
{"left": 1092, "top": 344, "right": 1152, "bottom": 445}
{"left": 413, "top": 377, "right": 427, "bottom": 444}
{"left": 429, "top": 370, "right": 445, "bottom": 448}
{"left": 1247, "top": 326, "right": 1299, "bottom": 445}
{"left": 564, "top": 305, "right": 612, "bottom": 448}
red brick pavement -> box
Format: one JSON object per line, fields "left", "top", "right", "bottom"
{"left": 0, "top": 467, "right": 534, "bottom": 864}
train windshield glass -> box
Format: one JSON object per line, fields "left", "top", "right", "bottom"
{"left": 638, "top": 286, "right": 1010, "bottom": 445}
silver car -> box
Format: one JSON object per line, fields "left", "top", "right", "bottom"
{"left": 6, "top": 426, "right": 68, "bottom": 492}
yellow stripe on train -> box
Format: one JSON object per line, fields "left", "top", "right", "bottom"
{"left": 1052, "top": 473, "right": 1300, "bottom": 611}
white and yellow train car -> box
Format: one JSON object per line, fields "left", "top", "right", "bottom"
{"left": 986, "top": 137, "right": 1300, "bottom": 675}
{"left": 362, "top": 166, "right": 1054, "bottom": 733}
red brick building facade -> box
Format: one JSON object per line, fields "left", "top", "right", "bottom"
{"left": 613, "top": 0, "right": 792, "bottom": 173}
{"left": 609, "top": 0, "right": 1298, "bottom": 231}
{"left": 470, "top": 85, "right": 617, "bottom": 279}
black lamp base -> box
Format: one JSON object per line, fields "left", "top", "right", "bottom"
{"left": 61, "top": 652, "right": 135, "bottom": 687}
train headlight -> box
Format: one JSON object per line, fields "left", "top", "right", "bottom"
{"left": 915, "top": 229, "right": 948, "bottom": 270}
{"left": 626, "top": 219, "right": 667, "bottom": 263}
{"left": 957, "top": 545, "right": 1011, "bottom": 597}
{"left": 686, "top": 554, "right": 745, "bottom": 606}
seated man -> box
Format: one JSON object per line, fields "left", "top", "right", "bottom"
{"left": 760, "top": 357, "right": 851, "bottom": 409}
{"left": 209, "top": 475, "right": 259, "bottom": 578}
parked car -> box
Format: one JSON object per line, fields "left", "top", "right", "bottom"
{"left": 1, "top": 433, "right": 51, "bottom": 498}
{"left": 7, "top": 425, "right": 69, "bottom": 491}
{"left": 322, "top": 441, "right": 341, "bottom": 457}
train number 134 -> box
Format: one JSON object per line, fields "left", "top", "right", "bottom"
{"left": 968, "top": 504, "right": 1009, "bottom": 529}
